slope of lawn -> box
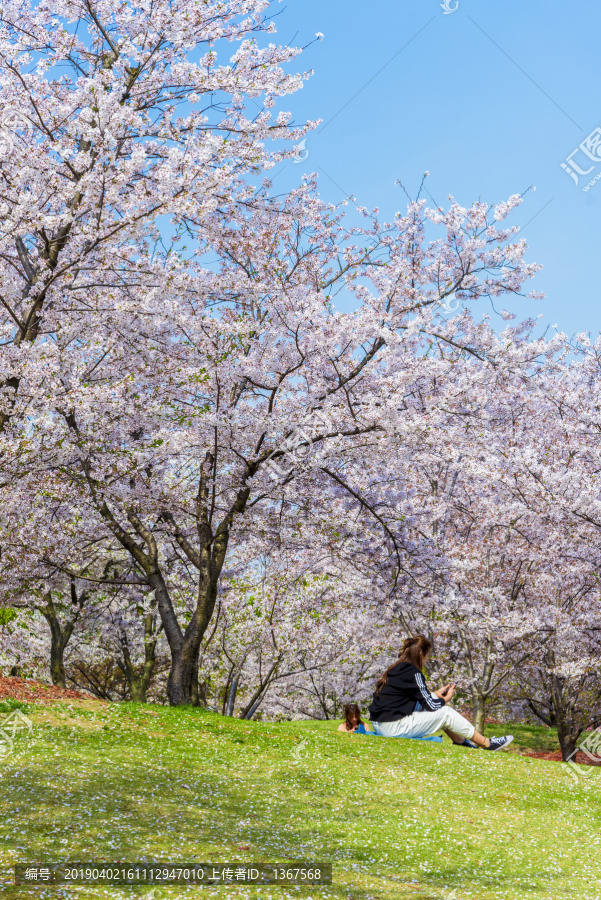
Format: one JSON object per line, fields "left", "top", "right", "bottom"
{"left": 0, "top": 698, "right": 600, "bottom": 900}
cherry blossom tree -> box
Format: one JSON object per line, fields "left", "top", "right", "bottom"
{"left": 473, "top": 344, "right": 601, "bottom": 757}
{"left": 29, "top": 185, "right": 546, "bottom": 705}
{"left": 0, "top": 0, "right": 313, "bottom": 697}
{"left": 0, "top": 0, "right": 561, "bottom": 711}
{"left": 11, "top": 183, "right": 550, "bottom": 704}
{"left": 0, "top": 0, "right": 312, "bottom": 418}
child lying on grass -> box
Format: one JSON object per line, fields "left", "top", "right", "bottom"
{"left": 368, "top": 635, "right": 514, "bottom": 751}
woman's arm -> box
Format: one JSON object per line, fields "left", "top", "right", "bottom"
{"left": 413, "top": 672, "right": 447, "bottom": 710}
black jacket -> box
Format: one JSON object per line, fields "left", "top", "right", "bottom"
{"left": 368, "top": 661, "right": 446, "bottom": 722}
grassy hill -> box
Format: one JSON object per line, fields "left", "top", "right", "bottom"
{"left": 0, "top": 697, "right": 599, "bottom": 900}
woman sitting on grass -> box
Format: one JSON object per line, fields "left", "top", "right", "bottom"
{"left": 369, "top": 635, "right": 513, "bottom": 751}
{"left": 338, "top": 703, "right": 368, "bottom": 733}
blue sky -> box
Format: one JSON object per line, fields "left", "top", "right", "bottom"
{"left": 262, "top": 0, "right": 601, "bottom": 336}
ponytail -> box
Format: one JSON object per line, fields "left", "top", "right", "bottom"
{"left": 375, "top": 634, "right": 432, "bottom": 695}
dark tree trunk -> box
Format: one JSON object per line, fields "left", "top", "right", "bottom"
{"left": 243, "top": 694, "right": 264, "bottom": 720}
{"left": 38, "top": 585, "right": 86, "bottom": 689}
{"left": 117, "top": 613, "right": 160, "bottom": 703}
{"left": 464, "top": 634, "right": 495, "bottom": 736}
{"left": 225, "top": 671, "right": 241, "bottom": 717}
{"left": 167, "top": 643, "right": 201, "bottom": 706}
{"left": 92, "top": 453, "right": 251, "bottom": 707}
{"left": 151, "top": 479, "right": 249, "bottom": 706}
{"left": 547, "top": 649, "right": 583, "bottom": 761}
{"left": 527, "top": 650, "right": 584, "bottom": 762}
{"left": 526, "top": 696, "right": 581, "bottom": 760}
{"left": 559, "top": 733, "right": 580, "bottom": 763}
{"left": 50, "top": 636, "right": 67, "bottom": 689}
{"left": 190, "top": 648, "right": 200, "bottom": 707}
{"left": 473, "top": 695, "right": 487, "bottom": 735}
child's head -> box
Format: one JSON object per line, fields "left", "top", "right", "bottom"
{"left": 343, "top": 702, "right": 363, "bottom": 729}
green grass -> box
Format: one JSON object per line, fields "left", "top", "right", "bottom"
{"left": 0, "top": 700, "right": 599, "bottom": 900}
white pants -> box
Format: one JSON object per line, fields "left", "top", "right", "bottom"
{"left": 372, "top": 707, "right": 475, "bottom": 740}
